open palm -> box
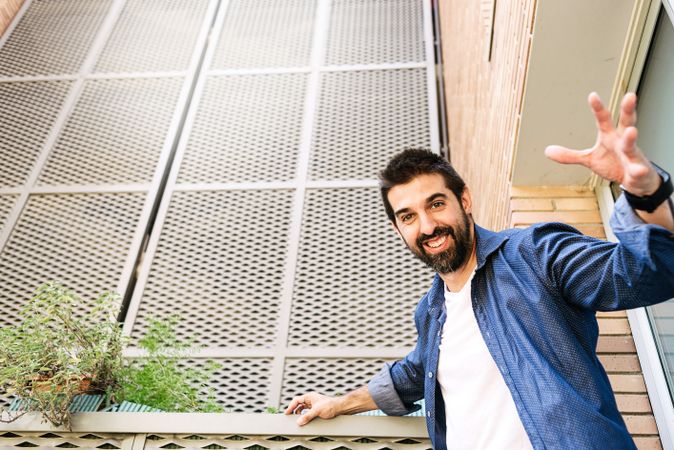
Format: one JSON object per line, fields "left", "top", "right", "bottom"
{"left": 545, "top": 93, "right": 660, "bottom": 196}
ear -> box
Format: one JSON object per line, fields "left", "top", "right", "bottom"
{"left": 461, "top": 187, "right": 473, "bottom": 214}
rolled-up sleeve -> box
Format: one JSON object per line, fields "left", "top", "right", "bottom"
{"left": 368, "top": 362, "right": 421, "bottom": 415}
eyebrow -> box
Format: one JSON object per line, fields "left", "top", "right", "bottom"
{"left": 394, "top": 192, "right": 449, "bottom": 217}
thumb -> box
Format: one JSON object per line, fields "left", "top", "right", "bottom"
{"left": 544, "top": 145, "right": 590, "bottom": 165}
{"left": 297, "top": 408, "right": 319, "bottom": 426}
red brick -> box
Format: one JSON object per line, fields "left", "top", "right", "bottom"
{"left": 624, "top": 415, "right": 659, "bottom": 435}
{"left": 633, "top": 436, "right": 662, "bottom": 450}
{"left": 615, "top": 394, "right": 652, "bottom": 413}
{"left": 511, "top": 210, "right": 601, "bottom": 226}
{"left": 553, "top": 197, "right": 599, "bottom": 211}
{"left": 598, "top": 318, "right": 632, "bottom": 335}
{"left": 608, "top": 374, "right": 647, "bottom": 393}
{"left": 599, "top": 355, "right": 642, "bottom": 373}
{"left": 597, "top": 336, "right": 636, "bottom": 353}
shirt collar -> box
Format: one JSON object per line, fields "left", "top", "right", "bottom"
{"left": 426, "top": 224, "right": 510, "bottom": 316}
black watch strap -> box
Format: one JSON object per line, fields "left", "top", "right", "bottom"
{"left": 622, "top": 164, "right": 673, "bottom": 213}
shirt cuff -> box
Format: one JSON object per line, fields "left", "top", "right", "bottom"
{"left": 367, "top": 362, "right": 420, "bottom": 416}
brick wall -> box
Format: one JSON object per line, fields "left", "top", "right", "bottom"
{"left": 0, "top": 0, "right": 24, "bottom": 37}
{"left": 438, "top": 0, "right": 535, "bottom": 230}
{"left": 510, "top": 186, "right": 661, "bottom": 450}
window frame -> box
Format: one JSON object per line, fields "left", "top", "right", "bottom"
{"left": 597, "top": 1, "right": 674, "bottom": 447}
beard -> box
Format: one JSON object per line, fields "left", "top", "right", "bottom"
{"left": 407, "top": 209, "right": 473, "bottom": 274}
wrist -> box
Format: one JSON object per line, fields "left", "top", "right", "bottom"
{"left": 622, "top": 163, "right": 673, "bottom": 213}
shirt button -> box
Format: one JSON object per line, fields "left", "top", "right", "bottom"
{"left": 486, "top": 332, "right": 491, "bottom": 339}
{"left": 428, "top": 371, "right": 433, "bottom": 378}
{"left": 427, "top": 411, "right": 432, "bottom": 417}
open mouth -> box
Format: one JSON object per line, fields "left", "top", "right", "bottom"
{"left": 422, "top": 233, "right": 451, "bottom": 253}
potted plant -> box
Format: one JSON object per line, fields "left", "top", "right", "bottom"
{"left": 0, "top": 282, "right": 124, "bottom": 428}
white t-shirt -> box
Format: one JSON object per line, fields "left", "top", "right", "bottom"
{"left": 437, "top": 273, "right": 533, "bottom": 450}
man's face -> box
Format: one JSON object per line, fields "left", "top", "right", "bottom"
{"left": 388, "top": 173, "right": 474, "bottom": 274}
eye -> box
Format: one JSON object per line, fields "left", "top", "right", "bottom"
{"left": 400, "top": 213, "right": 415, "bottom": 224}
{"left": 430, "top": 200, "right": 445, "bottom": 209}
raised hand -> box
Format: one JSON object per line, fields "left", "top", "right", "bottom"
{"left": 545, "top": 92, "right": 661, "bottom": 196}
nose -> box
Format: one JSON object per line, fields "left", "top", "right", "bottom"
{"left": 418, "top": 212, "right": 438, "bottom": 236}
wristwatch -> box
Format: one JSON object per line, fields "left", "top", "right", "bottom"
{"left": 621, "top": 164, "right": 673, "bottom": 213}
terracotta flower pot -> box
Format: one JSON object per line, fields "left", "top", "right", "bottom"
{"left": 30, "top": 375, "right": 92, "bottom": 394}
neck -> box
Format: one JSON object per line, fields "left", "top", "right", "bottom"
{"left": 439, "top": 236, "right": 477, "bottom": 292}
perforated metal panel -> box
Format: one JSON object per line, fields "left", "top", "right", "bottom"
{"left": 210, "top": 0, "right": 315, "bottom": 69}
{"left": 130, "top": 190, "right": 294, "bottom": 347}
{"left": 0, "top": 196, "right": 17, "bottom": 233}
{"left": 0, "top": 193, "right": 145, "bottom": 327}
{"left": 290, "top": 188, "right": 431, "bottom": 347}
{"left": 309, "top": 69, "right": 430, "bottom": 180}
{"left": 0, "top": 81, "right": 72, "bottom": 188}
{"left": 37, "top": 77, "right": 184, "bottom": 186}
{"left": 193, "top": 358, "right": 273, "bottom": 412}
{"left": 281, "top": 358, "right": 390, "bottom": 407}
{"left": 120, "top": 0, "right": 438, "bottom": 413}
{"left": 95, "top": 0, "right": 211, "bottom": 73}
{"left": 326, "top": 0, "right": 425, "bottom": 65}
{"left": 177, "top": 74, "right": 308, "bottom": 184}
{"left": 0, "top": 0, "right": 438, "bottom": 417}
{"left": 0, "top": 432, "right": 432, "bottom": 449}
{"left": 0, "top": 0, "right": 111, "bottom": 77}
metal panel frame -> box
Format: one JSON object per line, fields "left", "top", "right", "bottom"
{"left": 0, "top": 412, "right": 427, "bottom": 437}
{"left": 0, "top": 0, "right": 221, "bottom": 301}
{"left": 121, "top": 0, "right": 441, "bottom": 410}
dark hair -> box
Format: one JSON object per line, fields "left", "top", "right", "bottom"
{"left": 379, "top": 148, "right": 466, "bottom": 223}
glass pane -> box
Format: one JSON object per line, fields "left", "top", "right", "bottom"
{"left": 636, "top": 9, "right": 674, "bottom": 404}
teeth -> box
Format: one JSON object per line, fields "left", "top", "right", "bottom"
{"left": 426, "top": 235, "right": 446, "bottom": 248}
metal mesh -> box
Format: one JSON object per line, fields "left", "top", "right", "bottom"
{"left": 118, "top": 357, "right": 273, "bottom": 412}
{"left": 200, "top": 358, "right": 273, "bottom": 412}
{"left": 37, "top": 77, "right": 184, "bottom": 186}
{"left": 0, "top": 195, "right": 18, "bottom": 234}
{"left": 0, "top": 81, "right": 72, "bottom": 188}
{"left": 309, "top": 69, "right": 430, "bottom": 180}
{"left": 0, "top": 432, "right": 127, "bottom": 449}
{"left": 0, "top": 192, "right": 146, "bottom": 327}
{"left": 0, "top": 432, "right": 432, "bottom": 449}
{"left": 177, "top": 74, "right": 307, "bottom": 184}
{"left": 289, "top": 188, "right": 430, "bottom": 347}
{"left": 210, "top": 0, "right": 315, "bottom": 70}
{"left": 281, "top": 358, "right": 390, "bottom": 408}
{"left": 0, "top": 0, "right": 111, "bottom": 77}
{"left": 130, "top": 189, "right": 294, "bottom": 347}
{"left": 326, "top": 0, "right": 425, "bottom": 65}
{"left": 95, "top": 0, "right": 210, "bottom": 74}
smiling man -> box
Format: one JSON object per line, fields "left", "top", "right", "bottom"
{"left": 285, "top": 93, "right": 674, "bottom": 450}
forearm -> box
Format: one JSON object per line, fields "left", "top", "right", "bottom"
{"left": 635, "top": 198, "right": 674, "bottom": 231}
{"left": 334, "top": 385, "right": 378, "bottom": 415}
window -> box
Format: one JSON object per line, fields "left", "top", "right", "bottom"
{"left": 632, "top": 8, "right": 674, "bottom": 404}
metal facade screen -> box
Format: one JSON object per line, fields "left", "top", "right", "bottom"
{"left": 0, "top": 0, "right": 439, "bottom": 413}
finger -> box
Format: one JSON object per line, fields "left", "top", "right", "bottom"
{"left": 285, "top": 396, "right": 306, "bottom": 415}
{"left": 297, "top": 408, "right": 319, "bottom": 426}
{"left": 618, "top": 92, "right": 637, "bottom": 131}
{"left": 588, "top": 92, "right": 614, "bottom": 134}
{"left": 544, "top": 145, "right": 592, "bottom": 165}
{"left": 621, "top": 126, "right": 639, "bottom": 158}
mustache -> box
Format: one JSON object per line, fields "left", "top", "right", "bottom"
{"left": 416, "top": 226, "right": 456, "bottom": 248}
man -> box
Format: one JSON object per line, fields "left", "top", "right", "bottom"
{"left": 284, "top": 93, "right": 674, "bottom": 449}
